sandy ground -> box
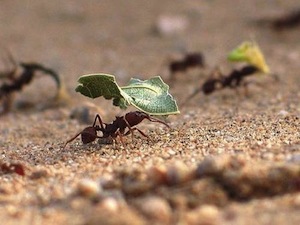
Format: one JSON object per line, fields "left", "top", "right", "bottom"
{"left": 0, "top": 0, "right": 300, "bottom": 224}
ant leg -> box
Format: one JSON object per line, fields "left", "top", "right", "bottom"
{"left": 64, "top": 128, "right": 102, "bottom": 149}
{"left": 93, "top": 114, "right": 105, "bottom": 130}
{"left": 181, "top": 86, "right": 202, "bottom": 107}
{"left": 0, "top": 94, "right": 14, "bottom": 115}
{"left": 115, "top": 130, "right": 126, "bottom": 149}
{"left": 242, "top": 80, "right": 250, "bottom": 97}
{"left": 124, "top": 128, "right": 153, "bottom": 142}
{"left": 63, "top": 131, "right": 83, "bottom": 149}
{"left": 123, "top": 117, "right": 135, "bottom": 140}
{"left": 147, "top": 117, "right": 170, "bottom": 129}
{"left": 98, "top": 136, "right": 114, "bottom": 145}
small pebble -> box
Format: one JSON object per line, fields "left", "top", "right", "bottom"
{"left": 293, "top": 193, "right": 300, "bottom": 207}
{"left": 196, "top": 157, "right": 219, "bottom": 178}
{"left": 77, "top": 179, "right": 102, "bottom": 198}
{"left": 166, "top": 161, "right": 191, "bottom": 185}
{"left": 138, "top": 196, "right": 171, "bottom": 224}
{"left": 278, "top": 110, "right": 289, "bottom": 117}
{"left": 287, "top": 153, "right": 300, "bottom": 164}
{"left": 85, "top": 205, "right": 145, "bottom": 225}
{"left": 147, "top": 165, "right": 168, "bottom": 185}
{"left": 186, "top": 204, "right": 220, "bottom": 225}
{"left": 6, "top": 205, "right": 21, "bottom": 218}
{"left": 99, "top": 197, "right": 120, "bottom": 212}
{"left": 30, "top": 169, "right": 49, "bottom": 179}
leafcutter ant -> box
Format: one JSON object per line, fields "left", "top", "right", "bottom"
{"left": 64, "top": 111, "right": 170, "bottom": 148}
{"left": 202, "top": 65, "right": 258, "bottom": 95}
{"left": 0, "top": 50, "right": 62, "bottom": 114}
{"left": 184, "top": 65, "right": 259, "bottom": 103}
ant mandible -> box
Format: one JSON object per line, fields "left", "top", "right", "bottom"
{"left": 64, "top": 111, "right": 170, "bottom": 148}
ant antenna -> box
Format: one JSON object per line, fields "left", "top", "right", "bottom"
{"left": 147, "top": 116, "right": 171, "bottom": 128}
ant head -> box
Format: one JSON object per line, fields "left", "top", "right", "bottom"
{"left": 125, "top": 111, "right": 149, "bottom": 119}
{"left": 134, "top": 111, "right": 150, "bottom": 119}
{"left": 124, "top": 111, "right": 150, "bottom": 127}
{"left": 81, "top": 126, "right": 98, "bottom": 144}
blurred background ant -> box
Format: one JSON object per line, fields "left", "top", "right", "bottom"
{"left": 0, "top": 48, "right": 67, "bottom": 114}
{"left": 176, "top": 41, "right": 279, "bottom": 106}
{"left": 168, "top": 52, "right": 205, "bottom": 84}
{"left": 255, "top": 8, "right": 300, "bottom": 31}
{"left": 189, "top": 65, "right": 259, "bottom": 98}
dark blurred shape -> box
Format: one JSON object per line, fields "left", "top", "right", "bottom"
{"left": 271, "top": 9, "right": 300, "bottom": 30}
{"left": 169, "top": 52, "right": 205, "bottom": 74}
{"left": 256, "top": 8, "right": 300, "bottom": 30}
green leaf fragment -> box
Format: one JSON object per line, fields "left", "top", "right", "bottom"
{"left": 75, "top": 74, "right": 179, "bottom": 115}
{"left": 122, "top": 76, "right": 179, "bottom": 115}
{"left": 227, "top": 41, "right": 270, "bottom": 74}
{"left": 75, "top": 74, "right": 132, "bottom": 109}
{"left": 76, "top": 74, "right": 118, "bottom": 99}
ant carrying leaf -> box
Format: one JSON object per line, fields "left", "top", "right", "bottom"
{"left": 64, "top": 111, "right": 170, "bottom": 148}
{"left": 71, "top": 72, "right": 179, "bottom": 149}
{"left": 189, "top": 65, "right": 259, "bottom": 97}
{"left": 0, "top": 49, "right": 68, "bottom": 114}
{"left": 185, "top": 41, "right": 271, "bottom": 103}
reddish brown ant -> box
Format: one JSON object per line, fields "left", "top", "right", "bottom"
{"left": 64, "top": 111, "right": 170, "bottom": 148}
{"left": 1, "top": 62, "right": 61, "bottom": 94}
